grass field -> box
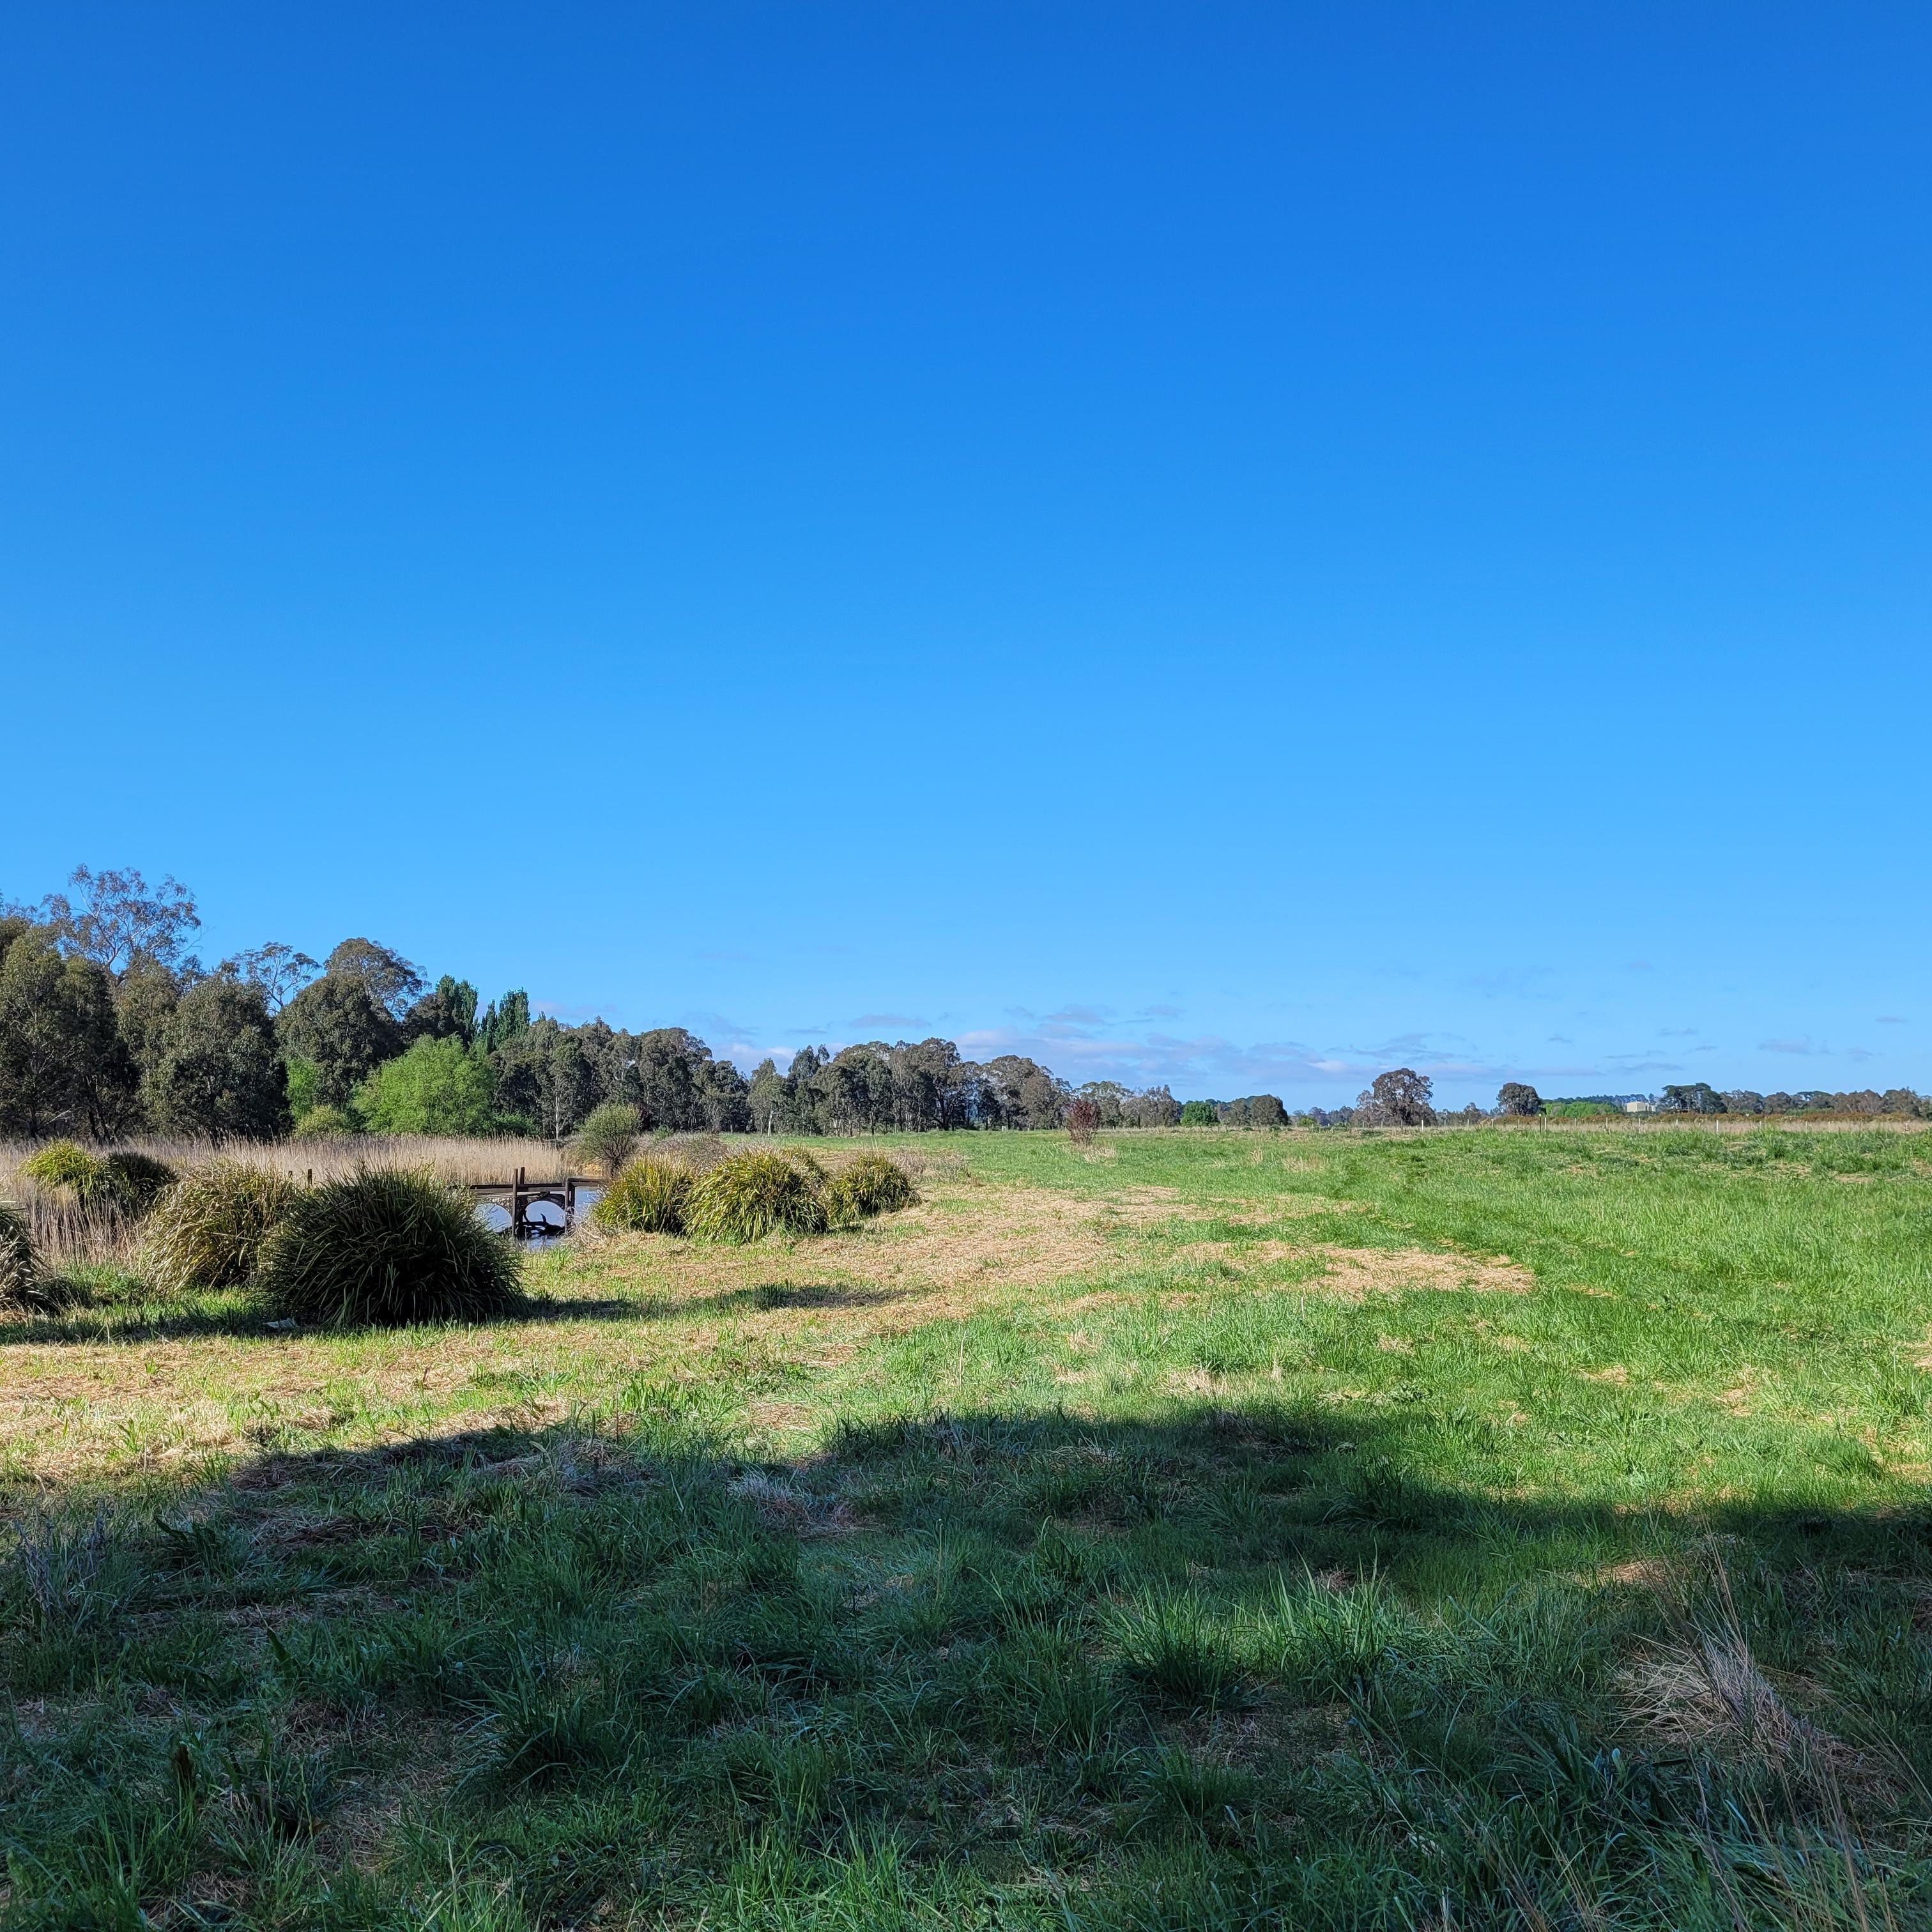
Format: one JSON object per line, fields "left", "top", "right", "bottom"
{"left": 4, "top": 1126, "right": 1932, "bottom": 1928}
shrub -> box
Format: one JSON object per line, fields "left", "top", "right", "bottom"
{"left": 1179, "top": 1101, "right": 1218, "bottom": 1128}
{"left": 592, "top": 1155, "right": 691, "bottom": 1235}
{"left": 144, "top": 1162, "right": 301, "bottom": 1293}
{"left": 574, "top": 1102, "right": 642, "bottom": 1178}
{"left": 291, "top": 1105, "right": 358, "bottom": 1138}
{"left": 20, "top": 1141, "right": 99, "bottom": 1192}
{"left": 257, "top": 1168, "right": 522, "bottom": 1326}
{"left": 0, "top": 1201, "right": 42, "bottom": 1308}
{"left": 824, "top": 1153, "right": 917, "bottom": 1227}
{"left": 1066, "top": 1098, "right": 1101, "bottom": 1144}
{"left": 355, "top": 1036, "right": 496, "bottom": 1135}
{"left": 686, "top": 1150, "right": 827, "bottom": 1244}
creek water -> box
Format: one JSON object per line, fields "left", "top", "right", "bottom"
{"left": 474, "top": 1185, "right": 604, "bottom": 1243}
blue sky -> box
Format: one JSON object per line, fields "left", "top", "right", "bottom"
{"left": 3, "top": 5, "right": 1927, "bottom": 1105}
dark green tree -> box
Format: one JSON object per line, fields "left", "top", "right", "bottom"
{"left": 0, "top": 930, "right": 135, "bottom": 1137}
{"left": 278, "top": 974, "right": 404, "bottom": 1107}
{"left": 1659, "top": 1083, "right": 1725, "bottom": 1116}
{"left": 406, "top": 975, "right": 480, "bottom": 1045}
{"left": 977, "top": 1057, "right": 1070, "bottom": 1129}
{"left": 144, "top": 976, "right": 286, "bottom": 1141}
{"left": 477, "top": 990, "right": 531, "bottom": 1055}
{"left": 323, "top": 938, "right": 424, "bottom": 1018}
{"left": 1357, "top": 1068, "right": 1436, "bottom": 1126}
{"left": 491, "top": 1018, "right": 602, "bottom": 1138}
{"left": 1496, "top": 1082, "right": 1542, "bottom": 1117}
{"left": 1121, "top": 1084, "right": 1182, "bottom": 1127}
{"left": 781, "top": 1046, "right": 827, "bottom": 1133}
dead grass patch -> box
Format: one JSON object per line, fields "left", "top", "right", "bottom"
{"left": 1308, "top": 1245, "right": 1537, "bottom": 1300}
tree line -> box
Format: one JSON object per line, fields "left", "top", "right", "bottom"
{"left": 10, "top": 871, "right": 1924, "bottom": 1144}
{"left": 0, "top": 869, "right": 1190, "bottom": 1142}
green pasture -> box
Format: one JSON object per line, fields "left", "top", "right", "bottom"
{"left": 4, "top": 1126, "right": 1931, "bottom": 1928}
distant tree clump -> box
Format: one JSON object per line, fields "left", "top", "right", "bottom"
{"left": 1179, "top": 1100, "right": 1218, "bottom": 1126}
{"left": 278, "top": 972, "right": 404, "bottom": 1108}
{"left": 1122, "top": 1084, "right": 1183, "bottom": 1127}
{"left": 1356, "top": 1068, "right": 1436, "bottom": 1127}
{"left": 0, "top": 930, "right": 136, "bottom": 1138}
{"left": 144, "top": 976, "right": 287, "bottom": 1142}
{"left": 1496, "top": 1082, "right": 1542, "bottom": 1117}
{"left": 356, "top": 1036, "right": 496, "bottom": 1136}
{"left": 405, "top": 975, "right": 480, "bottom": 1045}
{"left": 1659, "top": 1083, "right": 1726, "bottom": 1115}
{"left": 1216, "top": 1094, "right": 1287, "bottom": 1129}
{"left": 323, "top": 938, "right": 425, "bottom": 1019}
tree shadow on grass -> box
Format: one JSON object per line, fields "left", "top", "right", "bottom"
{"left": 4, "top": 1399, "right": 1929, "bottom": 1929}
{"left": 672, "top": 1282, "right": 903, "bottom": 1317}
{"left": 0, "top": 1289, "right": 651, "bottom": 1348}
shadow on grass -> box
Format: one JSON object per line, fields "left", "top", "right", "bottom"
{"left": 0, "top": 1289, "right": 651, "bottom": 1348}
{"left": 4, "top": 1399, "right": 1929, "bottom": 1928}
{"left": 670, "top": 1282, "right": 903, "bottom": 1317}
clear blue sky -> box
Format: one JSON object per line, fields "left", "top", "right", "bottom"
{"left": 3, "top": 6, "right": 1927, "bottom": 1105}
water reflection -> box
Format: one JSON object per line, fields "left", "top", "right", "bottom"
{"left": 473, "top": 1186, "right": 602, "bottom": 1244}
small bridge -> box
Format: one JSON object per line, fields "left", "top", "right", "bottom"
{"left": 468, "top": 1168, "right": 601, "bottom": 1239}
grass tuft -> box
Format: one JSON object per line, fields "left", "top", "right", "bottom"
{"left": 0, "top": 1198, "right": 44, "bottom": 1307}
{"left": 257, "top": 1167, "right": 523, "bottom": 1326}
{"left": 91, "top": 1149, "right": 177, "bottom": 1215}
{"left": 20, "top": 1139, "right": 99, "bottom": 1192}
{"left": 142, "top": 1160, "right": 300, "bottom": 1292}
{"left": 1109, "top": 1592, "right": 1246, "bottom": 1710}
{"left": 686, "top": 1149, "right": 829, "bottom": 1244}
{"left": 824, "top": 1152, "right": 918, "bottom": 1227}
{"left": 592, "top": 1154, "right": 693, "bottom": 1235}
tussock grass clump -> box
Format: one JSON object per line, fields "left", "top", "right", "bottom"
{"left": 1109, "top": 1592, "right": 1246, "bottom": 1710}
{"left": 143, "top": 1160, "right": 300, "bottom": 1293}
{"left": 91, "top": 1150, "right": 176, "bottom": 1215}
{"left": 19, "top": 1140, "right": 98, "bottom": 1192}
{"left": 824, "top": 1152, "right": 917, "bottom": 1227}
{"left": 0, "top": 1201, "right": 44, "bottom": 1308}
{"left": 19, "top": 1142, "right": 174, "bottom": 1218}
{"left": 258, "top": 1167, "right": 522, "bottom": 1326}
{"left": 593, "top": 1155, "right": 693, "bottom": 1235}
{"left": 574, "top": 1101, "right": 642, "bottom": 1178}
{"left": 686, "top": 1149, "right": 828, "bottom": 1244}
